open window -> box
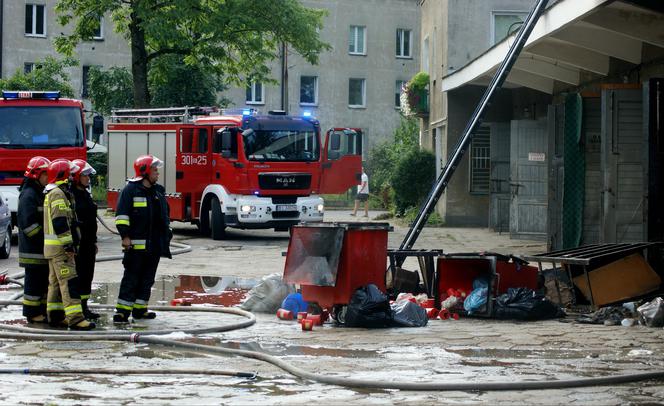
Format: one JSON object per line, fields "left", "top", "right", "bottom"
{"left": 319, "top": 128, "right": 363, "bottom": 194}
{"left": 213, "top": 127, "right": 239, "bottom": 159}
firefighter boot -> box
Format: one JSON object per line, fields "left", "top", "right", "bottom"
{"left": 132, "top": 310, "right": 157, "bottom": 320}
{"left": 113, "top": 312, "right": 130, "bottom": 323}
{"left": 70, "top": 319, "right": 96, "bottom": 331}
{"left": 82, "top": 299, "right": 100, "bottom": 320}
{"left": 27, "top": 315, "right": 47, "bottom": 324}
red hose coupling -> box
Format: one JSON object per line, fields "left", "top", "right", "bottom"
{"left": 0, "top": 274, "right": 7, "bottom": 285}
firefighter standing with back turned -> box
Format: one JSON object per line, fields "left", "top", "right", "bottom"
{"left": 18, "top": 156, "right": 50, "bottom": 323}
{"left": 71, "top": 159, "right": 100, "bottom": 320}
{"left": 43, "top": 159, "right": 95, "bottom": 330}
{"left": 113, "top": 155, "right": 172, "bottom": 323}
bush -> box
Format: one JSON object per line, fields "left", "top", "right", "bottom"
{"left": 409, "top": 72, "right": 430, "bottom": 90}
{"left": 390, "top": 149, "right": 436, "bottom": 214}
{"left": 402, "top": 206, "right": 444, "bottom": 227}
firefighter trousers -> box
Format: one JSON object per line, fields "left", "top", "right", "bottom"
{"left": 47, "top": 253, "right": 85, "bottom": 326}
{"left": 76, "top": 245, "right": 97, "bottom": 301}
{"left": 22, "top": 264, "right": 49, "bottom": 319}
{"left": 116, "top": 250, "right": 160, "bottom": 318}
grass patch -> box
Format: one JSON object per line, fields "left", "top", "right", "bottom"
{"left": 396, "top": 206, "right": 445, "bottom": 228}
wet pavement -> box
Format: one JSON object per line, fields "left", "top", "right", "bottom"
{"left": 1, "top": 211, "right": 664, "bottom": 404}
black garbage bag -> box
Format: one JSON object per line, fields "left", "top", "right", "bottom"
{"left": 344, "top": 284, "right": 393, "bottom": 328}
{"left": 493, "top": 287, "right": 565, "bottom": 321}
{"left": 391, "top": 300, "right": 428, "bottom": 327}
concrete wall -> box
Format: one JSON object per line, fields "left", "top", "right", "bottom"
{"left": 221, "top": 0, "right": 420, "bottom": 152}
{"left": 1, "top": 1, "right": 131, "bottom": 98}
{"left": 446, "top": 0, "right": 534, "bottom": 75}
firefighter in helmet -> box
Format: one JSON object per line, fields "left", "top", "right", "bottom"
{"left": 71, "top": 159, "right": 99, "bottom": 320}
{"left": 18, "top": 156, "right": 50, "bottom": 323}
{"left": 113, "top": 155, "right": 172, "bottom": 323}
{"left": 43, "top": 159, "right": 96, "bottom": 330}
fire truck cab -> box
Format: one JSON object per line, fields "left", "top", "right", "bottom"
{"left": 107, "top": 108, "right": 362, "bottom": 239}
{"left": 0, "top": 90, "right": 88, "bottom": 227}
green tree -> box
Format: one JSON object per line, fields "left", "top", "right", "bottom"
{"left": 391, "top": 149, "right": 436, "bottom": 214}
{"left": 365, "top": 117, "right": 420, "bottom": 208}
{"left": 55, "top": 0, "right": 330, "bottom": 108}
{"left": 149, "top": 55, "right": 223, "bottom": 108}
{"left": 87, "top": 66, "right": 133, "bottom": 115}
{"left": 0, "top": 57, "right": 76, "bottom": 97}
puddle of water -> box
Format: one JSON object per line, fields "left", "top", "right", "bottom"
{"left": 91, "top": 274, "right": 259, "bottom": 308}
{"left": 447, "top": 348, "right": 588, "bottom": 360}
{"left": 182, "top": 338, "right": 379, "bottom": 359}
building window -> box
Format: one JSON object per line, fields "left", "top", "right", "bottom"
{"left": 93, "top": 17, "right": 104, "bottom": 40}
{"left": 348, "top": 25, "right": 366, "bottom": 55}
{"left": 300, "top": 76, "right": 318, "bottom": 105}
{"left": 492, "top": 12, "right": 528, "bottom": 44}
{"left": 246, "top": 82, "right": 264, "bottom": 105}
{"left": 25, "top": 4, "right": 46, "bottom": 37}
{"left": 24, "top": 63, "right": 36, "bottom": 74}
{"left": 422, "top": 36, "right": 430, "bottom": 74}
{"left": 470, "top": 126, "right": 491, "bottom": 194}
{"left": 396, "top": 29, "right": 412, "bottom": 58}
{"left": 395, "top": 80, "right": 406, "bottom": 108}
{"left": 348, "top": 78, "right": 365, "bottom": 108}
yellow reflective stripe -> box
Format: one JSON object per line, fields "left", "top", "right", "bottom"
{"left": 45, "top": 239, "right": 64, "bottom": 246}
{"left": 23, "top": 298, "right": 41, "bottom": 306}
{"left": 116, "top": 304, "right": 133, "bottom": 311}
{"left": 18, "top": 257, "right": 48, "bottom": 265}
{"left": 24, "top": 223, "right": 41, "bottom": 237}
{"left": 115, "top": 219, "right": 130, "bottom": 226}
{"left": 133, "top": 303, "right": 148, "bottom": 309}
{"left": 26, "top": 225, "right": 42, "bottom": 237}
{"left": 55, "top": 179, "right": 68, "bottom": 186}
{"left": 57, "top": 234, "right": 73, "bottom": 245}
{"left": 132, "top": 202, "right": 147, "bottom": 208}
{"left": 65, "top": 305, "right": 83, "bottom": 315}
{"left": 133, "top": 245, "right": 146, "bottom": 250}
{"left": 47, "top": 303, "right": 64, "bottom": 311}
{"left": 80, "top": 294, "right": 90, "bottom": 300}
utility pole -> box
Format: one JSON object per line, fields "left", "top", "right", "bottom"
{"left": 280, "top": 42, "right": 289, "bottom": 114}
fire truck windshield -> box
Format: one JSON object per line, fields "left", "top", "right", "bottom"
{"left": 0, "top": 106, "right": 84, "bottom": 149}
{"left": 243, "top": 129, "right": 319, "bottom": 162}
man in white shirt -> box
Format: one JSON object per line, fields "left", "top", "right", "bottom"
{"left": 351, "top": 169, "right": 369, "bottom": 218}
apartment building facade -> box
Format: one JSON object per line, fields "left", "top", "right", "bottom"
{"left": 221, "top": 0, "right": 421, "bottom": 152}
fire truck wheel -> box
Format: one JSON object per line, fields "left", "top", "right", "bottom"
{"left": 210, "top": 197, "right": 227, "bottom": 240}
{"left": 0, "top": 225, "right": 10, "bottom": 259}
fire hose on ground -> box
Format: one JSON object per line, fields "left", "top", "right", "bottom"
{"left": 1, "top": 299, "right": 664, "bottom": 391}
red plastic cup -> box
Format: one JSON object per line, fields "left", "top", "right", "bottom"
{"left": 307, "top": 314, "right": 323, "bottom": 326}
{"left": 297, "top": 312, "right": 308, "bottom": 321}
{"left": 425, "top": 308, "right": 439, "bottom": 319}
{"left": 170, "top": 298, "right": 192, "bottom": 306}
{"left": 301, "top": 319, "right": 314, "bottom": 331}
{"left": 422, "top": 299, "right": 436, "bottom": 308}
{"left": 276, "top": 308, "right": 293, "bottom": 320}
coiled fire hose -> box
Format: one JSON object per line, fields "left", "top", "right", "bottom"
{"left": 1, "top": 299, "right": 664, "bottom": 391}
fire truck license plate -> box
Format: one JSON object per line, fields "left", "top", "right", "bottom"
{"left": 276, "top": 204, "right": 298, "bottom": 212}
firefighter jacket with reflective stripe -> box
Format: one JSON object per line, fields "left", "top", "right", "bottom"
{"left": 17, "top": 179, "right": 47, "bottom": 266}
{"left": 43, "top": 186, "right": 77, "bottom": 259}
{"left": 115, "top": 181, "right": 172, "bottom": 258}
{"left": 72, "top": 186, "right": 98, "bottom": 249}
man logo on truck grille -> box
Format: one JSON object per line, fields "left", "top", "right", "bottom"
{"left": 275, "top": 177, "right": 296, "bottom": 185}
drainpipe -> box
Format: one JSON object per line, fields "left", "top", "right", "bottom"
{"left": 0, "top": 0, "right": 4, "bottom": 78}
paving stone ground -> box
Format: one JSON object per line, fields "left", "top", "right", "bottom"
{"left": 1, "top": 210, "right": 663, "bottom": 404}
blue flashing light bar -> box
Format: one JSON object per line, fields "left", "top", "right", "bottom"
{"left": 2, "top": 90, "right": 61, "bottom": 100}
{"left": 302, "top": 111, "right": 312, "bottom": 117}
{"left": 242, "top": 109, "right": 252, "bottom": 116}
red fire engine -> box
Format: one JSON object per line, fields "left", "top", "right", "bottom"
{"left": 106, "top": 107, "right": 362, "bottom": 239}
{"left": 0, "top": 91, "right": 92, "bottom": 226}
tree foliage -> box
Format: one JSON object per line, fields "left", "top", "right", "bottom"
{"left": 88, "top": 57, "right": 225, "bottom": 115}
{"left": 365, "top": 117, "right": 420, "bottom": 200}
{"left": 0, "top": 57, "right": 76, "bottom": 97}
{"left": 391, "top": 149, "right": 436, "bottom": 214}
{"left": 88, "top": 66, "right": 133, "bottom": 115}
{"left": 55, "top": 0, "right": 330, "bottom": 108}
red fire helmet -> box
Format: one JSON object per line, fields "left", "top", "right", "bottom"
{"left": 24, "top": 156, "right": 51, "bottom": 180}
{"left": 133, "top": 155, "right": 163, "bottom": 181}
{"left": 71, "top": 159, "right": 97, "bottom": 184}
